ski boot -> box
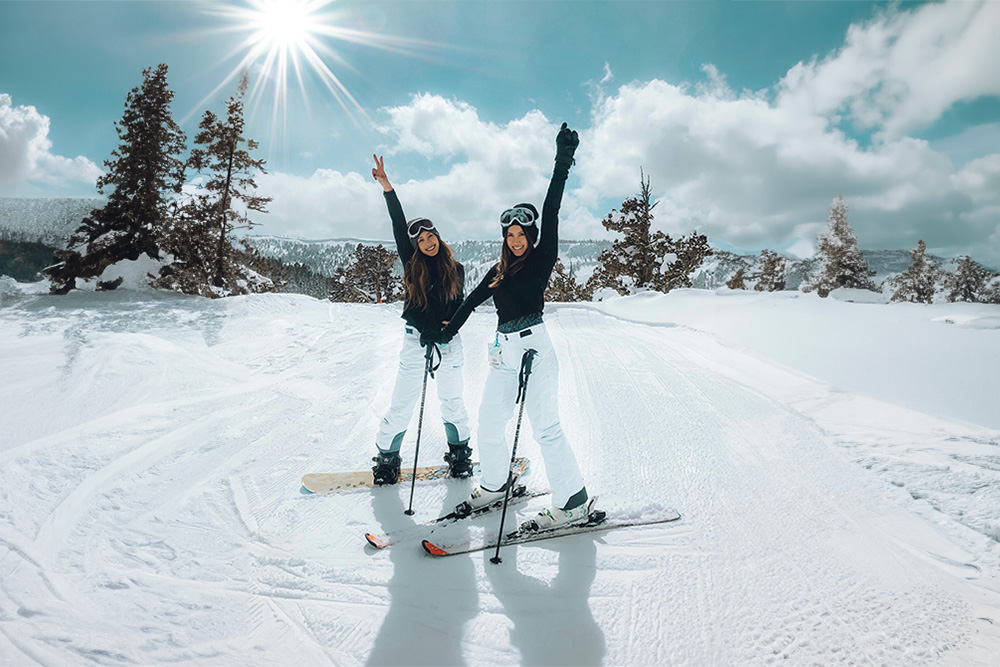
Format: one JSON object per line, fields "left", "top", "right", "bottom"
{"left": 520, "top": 488, "right": 594, "bottom": 533}
{"left": 443, "top": 442, "right": 473, "bottom": 479}
{"left": 371, "top": 450, "right": 401, "bottom": 486}
{"left": 454, "top": 472, "right": 522, "bottom": 518}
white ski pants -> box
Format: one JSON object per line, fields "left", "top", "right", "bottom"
{"left": 477, "top": 323, "right": 585, "bottom": 509}
{"left": 376, "top": 327, "right": 471, "bottom": 452}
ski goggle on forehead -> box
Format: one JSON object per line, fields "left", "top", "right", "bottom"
{"left": 499, "top": 207, "right": 537, "bottom": 228}
{"left": 407, "top": 218, "right": 436, "bottom": 239}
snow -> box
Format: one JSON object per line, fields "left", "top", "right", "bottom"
{"left": 1, "top": 286, "right": 998, "bottom": 665}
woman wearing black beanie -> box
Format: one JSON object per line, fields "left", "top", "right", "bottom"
{"left": 428, "top": 124, "right": 594, "bottom": 531}
{"left": 369, "top": 155, "right": 472, "bottom": 484}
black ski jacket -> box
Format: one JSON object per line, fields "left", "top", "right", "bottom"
{"left": 442, "top": 161, "right": 570, "bottom": 336}
{"left": 385, "top": 190, "right": 465, "bottom": 334}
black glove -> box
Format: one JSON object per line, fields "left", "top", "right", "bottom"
{"left": 555, "top": 122, "right": 579, "bottom": 169}
{"left": 420, "top": 329, "right": 452, "bottom": 347}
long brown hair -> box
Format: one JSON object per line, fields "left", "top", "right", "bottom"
{"left": 489, "top": 237, "right": 531, "bottom": 288}
{"left": 404, "top": 239, "right": 462, "bottom": 308}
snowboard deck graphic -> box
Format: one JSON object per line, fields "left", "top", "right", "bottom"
{"left": 422, "top": 506, "right": 681, "bottom": 558}
{"left": 301, "top": 456, "right": 531, "bottom": 494}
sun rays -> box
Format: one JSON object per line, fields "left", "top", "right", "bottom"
{"left": 194, "top": 0, "right": 446, "bottom": 150}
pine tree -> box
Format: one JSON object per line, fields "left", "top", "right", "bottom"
{"left": 328, "top": 243, "right": 402, "bottom": 303}
{"left": 653, "top": 232, "right": 713, "bottom": 292}
{"left": 726, "top": 267, "right": 747, "bottom": 290}
{"left": 546, "top": 258, "right": 588, "bottom": 302}
{"left": 46, "top": 64, "right": 186, "bottom": 293}
{"left": 806, "top": 196, "right": 876, "bottom": 297}
{"left": 158, "top": 75, "right": 272, "bottom": 297}
{"left": 890, "top": 240, "right": 938, "bottom": 303}
{"left": 942, "top": 256, "right": 996, "bottom": 303}
{"left": 754, "top": 249, "right": 787, "bottom": 292}
{"left": 587, "top": 171, "right": 712, "bottom": 296}
{"left": 354, "top": 244, "right": 401, "bottom": 303}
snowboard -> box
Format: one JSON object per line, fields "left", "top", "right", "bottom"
{"left": 301, "top": 455, "right": 531, "bottom": 494}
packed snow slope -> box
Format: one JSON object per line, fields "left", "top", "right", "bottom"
{"left": 1, "top": 285, "right": 999, "bottom": 666}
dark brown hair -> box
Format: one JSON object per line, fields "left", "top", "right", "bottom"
{"left": 489, "top": 233, "right": 531, "bottom": 288}
{"left": 404, "top": 239, "right": 461, "bottom": 308}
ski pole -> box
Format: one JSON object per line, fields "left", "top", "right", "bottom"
{"left": 490, "top": 348, "right": 537, "bottom": 564}
{"left": 405, "top": 343, "right": 439, "bottom": 516}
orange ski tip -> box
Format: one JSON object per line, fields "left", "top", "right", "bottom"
{"left": 422, "top": 540, "right": 448, "bottom": 556}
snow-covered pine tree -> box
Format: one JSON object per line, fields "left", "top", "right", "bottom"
{"left": 46, "top": 64, "right": 186, "bottom": 294}
{"left": 806, "top": 196, "right": 876, "bottom": 297}
{"left": 328, "top": 243, "right": 401, "bottom": 303}
{"left": 890, "top": 240, "right": 938, "bottom": 304}
{"left": 157, "top": 75, "right": 272, "bottom": 297}
{"left": 545, "top": 258, "right": 588, "bottom": 302}
{"left": 355, "top": 244, "right": 401, "bottom": 303}
{"left": 586, "top": 172, "right": 658, "bottom": 295}
{"left": 942, "top": 256, "right": 996, "bottom": 303}
{"left": 726, "top": 267, "right": 747, "bottom": 290}
{"left": 587, "top": 171, "right": 712, "bottom": 296}
{"left": 653, "top": 231, "right": 713, "bottom": 292}
{"left": 754, "top": 249, "right": 787, "bottom": 292}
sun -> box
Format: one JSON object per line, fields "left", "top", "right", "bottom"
{"left": 249, "top": 0, "right": 317, "bottom": 52}
{"left": 199, "top": 0, "right": 443, "bottom": 136}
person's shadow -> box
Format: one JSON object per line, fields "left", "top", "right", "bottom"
{"left": 366, "top": 483, "right": 478, "bottom": 666}
{"left": 485, "top": 536, "right": 607, "bottom": 666}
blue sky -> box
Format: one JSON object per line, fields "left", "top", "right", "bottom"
{"left": 2, "top": 0, "right": 1000, "bottom": 266}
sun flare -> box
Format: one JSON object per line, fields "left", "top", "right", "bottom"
{"left": 200, "top": 0, "right": 444, "bottom": 139}
{"left": 250, "top": 0, "right": 317, "bottom": 51}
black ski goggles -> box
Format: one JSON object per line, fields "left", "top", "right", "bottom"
{"left": 499, "top": 207, "right": 537, "bottom": 228}
{"left": 407, "top": 217, "right": 436, "bottom": 239}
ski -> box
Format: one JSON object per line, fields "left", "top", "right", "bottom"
{"left": 364, "top": 485, "right": 549, "bottom": 549}
{"left": 421, "top": 507, "right": 682, "bottom": 558}
{"left": 301, "top": 456, "right": 530, "bottom": 494}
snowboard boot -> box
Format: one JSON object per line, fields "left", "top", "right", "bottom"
{"left": 443, "top": 442, "right": 473, "bottom": 479}
{"left": 371, "top": 450, "right": 401, "bottom": 486}
{"left": 520, "top": 488, "right": 593, "bottom": 533}
{"left": 455, "top": 472, "right": 521, "bottom": 517}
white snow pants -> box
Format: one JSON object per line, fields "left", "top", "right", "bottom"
{"left": 376, "top": 327, "right": 470, "bottom": 452}
{"left": 477, "top": 323, "right": 585, "bottom": 509}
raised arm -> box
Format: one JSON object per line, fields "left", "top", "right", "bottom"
{"left": 372, "top": 154, "right": 413, "bottom": 264}
{"left": 537, "top": 123, "right": 579, "bottom": 270}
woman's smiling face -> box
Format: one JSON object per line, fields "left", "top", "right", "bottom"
{"left": 505, "top": 225, "right": 528, "bottom": 257}
{"left": 417, "top": 230, "right": 440, "bottom": 257}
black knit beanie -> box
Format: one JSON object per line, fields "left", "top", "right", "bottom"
{"left": 501, "top": 202, "right": 539, "bottom": 246}
{"left": 409, "top": 219, "right": 442, "bottom": 249}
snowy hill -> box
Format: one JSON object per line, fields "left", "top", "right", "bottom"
{"left": 0, "top": 197, "right": 102, "bottom": 245}
{"left": 245, "top": 235, "right": 611, "bottom": 287}
{"left": 2, "top": 199, "right": 994, "bottom": 296}
{"left": 245, "top": 235, "right": 984, "bottom": 295}
{"left": 1, "top": 285, "right": 998, "bottom": 664}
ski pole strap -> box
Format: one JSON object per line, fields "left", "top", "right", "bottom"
{"left": 516, "top": 348, "right": 537, "bottom": 403}
{"left": 424, "top": 342, "right": 442, "bottom": 378}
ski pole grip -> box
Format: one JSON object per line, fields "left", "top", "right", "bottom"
{"left": 522, "top": 348, "right": 537, "bottom": 375}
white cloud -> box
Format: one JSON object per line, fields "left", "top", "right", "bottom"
{"left": 0, "top": 93, "right": 102, "bottom": 189}
{"left": 256, "top": 169, "right": 386, "bottom": 240}
{"left": 600, "top": 63, "right": 614, "bottom": 85}
{"left": 776, "top": 0, "right": 1000, "bottom": 139}
{"left": 257, "top": 95, "right": 577, "bottom": 241}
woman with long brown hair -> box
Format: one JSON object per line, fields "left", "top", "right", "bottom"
{"left": 369, "top": 155, "right": 471, "bottom": 485}
{"left": 428, "top": 124, "right": 594, "bottom": 531}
